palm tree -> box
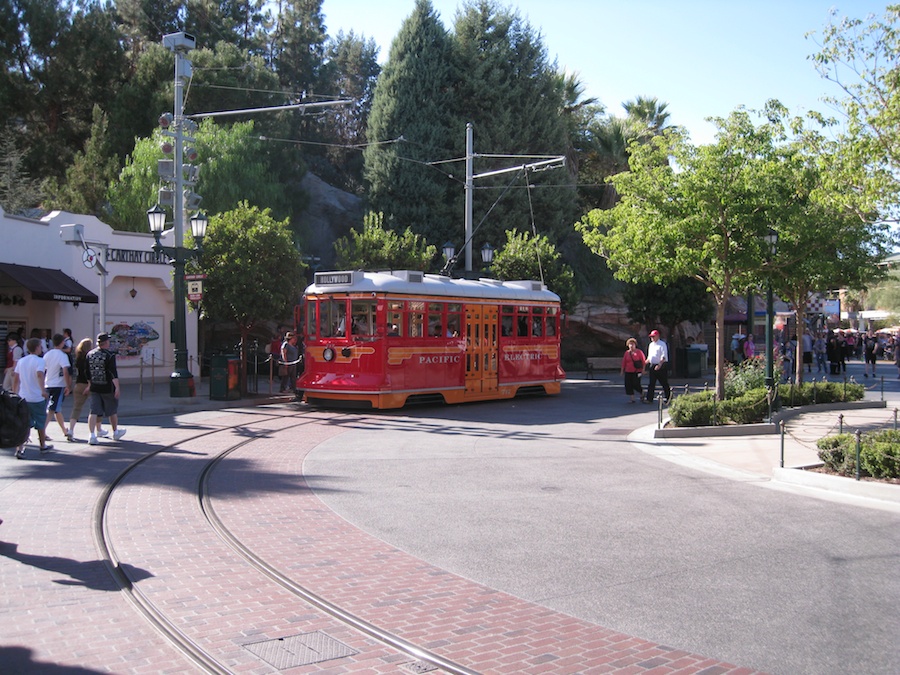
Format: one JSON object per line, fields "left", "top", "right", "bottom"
{"left": 623, "top": 96, "right": 671, "bottom": 137}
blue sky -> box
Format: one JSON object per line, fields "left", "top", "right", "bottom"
{"left": 321, "top": 0, "right": 888, "bottom": 144}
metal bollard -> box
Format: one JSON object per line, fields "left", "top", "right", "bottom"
{"left": 881, "top": 375, "right": 885, "bottom": 401}
{"left": 780, "top": 420, "right": 786, "bottom": 468}
{"left": 838, "top": 413, "right": 843, "bottom": 434}
{"left": 894, "top": 408, "right": 898, "bottom": 432}
{"left": 657, "top": 395, "right": 663, "bottom": 429}
{"left": 855, "top": 429, "right": 862, "bottom": 481}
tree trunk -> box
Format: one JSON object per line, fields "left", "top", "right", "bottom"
{"left": 240, "top": 323, "right": 250, "bottom": 397}
{"left": 715, "top": 301, "right": 727, "bottom": 400}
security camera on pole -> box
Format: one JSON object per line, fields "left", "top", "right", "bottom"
{"left": 151, "top": 32, "right": 205, "bottom": 398}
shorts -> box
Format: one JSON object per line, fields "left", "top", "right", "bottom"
{"left": 46, "top": 387, "right": 65, "bottom": 412}
{"left": 802, "top": 352, "right": 812, "bottom": 365}
{"left": 89, "top": 391, "right": 119, "bottom": 418}
{"left": 26, "top": 400, "right": 48, "bottom": 430}
{"left": 865, "top": 352, "right": 877, "bottom": 365}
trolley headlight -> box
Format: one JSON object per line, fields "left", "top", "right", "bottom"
{"left": 323, "top": 347, "right": 335, "bottom": 362}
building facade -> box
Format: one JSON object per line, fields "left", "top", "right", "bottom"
{"left": 0, "top": 205, "right": 198, "bottom": 384}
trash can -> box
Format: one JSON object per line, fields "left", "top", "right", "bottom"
{"left": 675, "top": 348, "right": 703, "bottom": 378}
{"left": 684, "top": 348, "right": 702, "bottom": 378}
{"left": 210, "top": 354, "right": 241, "bottom": 400}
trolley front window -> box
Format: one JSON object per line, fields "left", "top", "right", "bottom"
{"left": 316, "top": 297, "right": 347, "bottom": 338}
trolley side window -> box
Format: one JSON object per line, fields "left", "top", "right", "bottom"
{"left": 447, "top": 303, "right": 462, "bottom": 337}
{"left": 501, "top": 306, "right": 514, "bottom": 336}
{"left": 351, "top": 300, "right": 376, "bottom": 336}
{"left": 517, "top": 306, "right": 530, "bottom": 337}
{"left": 305, "top": 300, "right": 316, "bottom": 339}
{"left": 428, "top": 302, "right": 444, "bottom": 337}
{"left": 408, "top": 300, "right": 425, "bottom": 338}
{"left": 532, "top": 306, "right": 544, "bottom": 337}
{"left": 545, "top": 306, "right": 558, "bottom": 336}
{"left": 387, "top": 300, "right": 403, "bottom": 336}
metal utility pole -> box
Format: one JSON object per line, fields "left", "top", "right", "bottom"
{"left": 465, "top": 123, "right": 474, "bottom": 273}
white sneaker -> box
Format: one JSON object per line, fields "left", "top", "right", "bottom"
{"left": 113, "top": 429, "right": 126, "bottom": 441}
{"left": 97, "top": 429, "right": 109, "bottom": 437}
{"left": 89, "top": 435, "right": 98, "bottom": 445}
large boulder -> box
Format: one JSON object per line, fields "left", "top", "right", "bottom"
{"left": 297, "top": 172, "right": 364, "bottom": 268}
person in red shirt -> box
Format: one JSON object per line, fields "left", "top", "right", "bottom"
{"left": 620, "top": 338, "right": 647, "bottom": 403}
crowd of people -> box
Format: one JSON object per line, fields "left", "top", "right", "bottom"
{"left": 620, "top": 324, "right": 900, "bottom": 403}
{"left": 731, "top": 326, "right": 900, "bottom": 382}
{"left": 3, "top": 330, "right": 125, "bottom": 459}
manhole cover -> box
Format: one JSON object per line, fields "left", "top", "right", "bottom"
{"left": 243, "top": 632, "right": 357, "bottom": 669}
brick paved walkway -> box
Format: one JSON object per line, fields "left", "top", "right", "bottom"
{"left": 1, "top": 407, "right": 761, "bottom": 674}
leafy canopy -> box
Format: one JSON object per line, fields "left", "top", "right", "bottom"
{"left": 334, "top": 211, "right": 437, "bottom": 271}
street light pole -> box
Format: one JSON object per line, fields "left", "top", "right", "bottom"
{"left": 764, "top": 229, "right": 778, "bottom": 415}
{"left": 156, "top": 32, "right": 201, "bottom": 397}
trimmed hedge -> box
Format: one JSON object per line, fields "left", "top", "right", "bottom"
{"left": 817, "top": 430, "right": 900, "bottom": 480}
{"left": 668, "top": 381, "right": 865, "bottom": 428}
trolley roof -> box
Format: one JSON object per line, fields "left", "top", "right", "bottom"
{"left": 305, "top": 270, "right": 560, "bottom": 303}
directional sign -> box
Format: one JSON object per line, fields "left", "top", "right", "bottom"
{"left": 187, "top": 279, "right": 203, "bottom": 301}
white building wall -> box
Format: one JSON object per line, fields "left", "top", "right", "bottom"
{"left": 0, "top": 205, "right": 199, "bottom": 384}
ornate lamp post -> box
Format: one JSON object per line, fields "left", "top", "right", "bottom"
{"left": 148, "top": 204, "right": 207, "bottom": 397}
{"left": 480, "top": 242, "right": 495, "bottom": 271}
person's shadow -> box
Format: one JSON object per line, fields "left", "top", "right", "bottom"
{"left": 0, "top": 646, "right": 107, "bottom": 673}
{"left": 0, "top": 541, "right": 152, "bottom": 590}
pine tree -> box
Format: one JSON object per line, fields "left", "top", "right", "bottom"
{"left": 363, "top": 0, "right": 462, "bottom": 245}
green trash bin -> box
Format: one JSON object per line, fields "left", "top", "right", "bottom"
{"left": 685, "top": 348, "right": 702, "bottom": 378}
{"left": 210, "top": 355, "right": 241, "bottom": 400}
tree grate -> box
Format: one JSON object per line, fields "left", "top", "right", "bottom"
{"left": 243, "top": 631, "right": 357, "bottom": 669}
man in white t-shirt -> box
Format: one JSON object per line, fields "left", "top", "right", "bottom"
{"left": 644, "top": 329, "right": 672, "bottom": 404}
{"left": 13, "top": 338, "right": 51, "bottom": 458}
{"left": 43, "top": 333, "right": 72, "bottom": 441}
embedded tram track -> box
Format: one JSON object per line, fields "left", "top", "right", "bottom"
{"left": 92, "top": 408, "right": 479, "bottom": 675}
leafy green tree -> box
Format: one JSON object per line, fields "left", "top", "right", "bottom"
{"left": 107, "top": 119, "right": 299, "bottom": 233}
{"left": 43, "top": 105, "right": 119, "bottom": 216}
{"left": 364, "top": 0, "right": 460, "bottom": 243}
{"left": 197, "top": 201, "right": 305, "bottom": 394}
{"left": 578, "top": 105, "right": 796, "bottom": 399}
{"left": 334, "top": 211, "right": 436, "bottom": 271}
{"left": 811, "top": 4, "right": 900, "bottom": 221}
{"left": 762, "top": 124, "right": 892, "bottom": 383}
{"left": 491, "top": 229, "right": 579, "bottom": 312}
{"left": 622, "top": 278, "right": 714, "bottom": 346}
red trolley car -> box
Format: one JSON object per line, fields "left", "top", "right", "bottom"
{"left": 297, "top": 270, "right": 565, "bottom": 409}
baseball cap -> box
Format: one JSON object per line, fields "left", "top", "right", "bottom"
{"left": 97, "top": 332, "right": 110, "bottom": 343}
{"left": 649, "top": 330, "right": 659, "bottom": 337}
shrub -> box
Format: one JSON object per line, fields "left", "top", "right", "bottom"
{"left": 724, "top": 357, "right": 768, "bottom": 398}
{"left": 817, "top": 430, "right": 900, "bottom": 479}
{"left": 669, "top": 387, "right": 770, "bottom": 426}
{"left": 669, "top": 380, "right": 864, "bottom": 428}
{"left": 778, "top": 380, "right": 865, "bottom": 406}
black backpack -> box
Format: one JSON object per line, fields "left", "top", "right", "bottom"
{"left": 0, "top": 387, "right": 31, "bottom": 448}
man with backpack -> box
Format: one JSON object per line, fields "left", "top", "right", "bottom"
{"left": 12, "top": 338, "right": 51, "bottom": 458}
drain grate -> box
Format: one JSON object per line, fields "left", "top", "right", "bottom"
{"left": 401, "top": 660, "right": 439, "bottom": 673}
{"left": 243, "top": 631, "right": 357, "bottom": 669}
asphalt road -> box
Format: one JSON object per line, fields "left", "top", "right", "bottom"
{"left": 303, "top": 378, "right": 900, "bottom": 675}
